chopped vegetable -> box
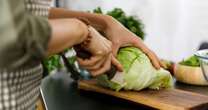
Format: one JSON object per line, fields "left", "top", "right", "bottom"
{"left": 97, "top": 47, "right": 173, "bottom": 91}
{"left": 179, "top": 55, "right": 200, "bottom": 67}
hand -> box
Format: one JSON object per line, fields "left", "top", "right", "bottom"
{"left": 103, "top": 16, "right": 162, "bottom": 69}
{"left": 76, "top": 26, "right": 123, "bottom": 76}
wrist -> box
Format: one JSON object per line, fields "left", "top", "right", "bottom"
{"left": 82, "top": 14, "right": 110, "bottom": 32}
{"left": 101, "top": 15, "right": 114, "bottom": 30}
{"left": 75, "top": 18, "right": 92, "bottom": 49}
{"left": 103, "top": 15, "right": 118, "bottom": 28}
{"left": 76, "top": 19, "right": 89, "bottom": 44}
{"left": 102, "top": 15, "right": 118, "bottom": 38}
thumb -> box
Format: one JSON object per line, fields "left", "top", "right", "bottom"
{"left": 111, "top": 54, "right": 123, "bottom": 72}
{"left": 112, "top": 43, "right": 120, "bottom": 57}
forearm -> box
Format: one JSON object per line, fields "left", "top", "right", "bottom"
{"left": 46, "top": 18, "right": 88, "bottom": 56}
{"left": 49, "top": 8, "right": 110, "bottom": 31}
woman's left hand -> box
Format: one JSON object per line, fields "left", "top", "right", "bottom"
{"left": 103, "top": 16, "right": 162, "bottom": 69}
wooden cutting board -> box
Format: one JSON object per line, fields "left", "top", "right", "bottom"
{"left": 78, "top": 80, "right": 208, "bottom": 110}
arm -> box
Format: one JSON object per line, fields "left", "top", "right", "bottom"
{"left": 49, "top": 8, "right": 162, "bottom": 69}
{"left": 48, "top": 11, "right": 123, "bottom": 75}
{"left": 47, "top": 18, "right": 88, "bottom": 55}
{"left": 49, "top": 8, "right": 109, "bottom": 31}
{"left": 0, "top": 0, "right": 88, "bottom": 69}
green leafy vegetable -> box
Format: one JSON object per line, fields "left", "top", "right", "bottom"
{"left": 97, "top": 47, "right": 173, "bottom": 91}
{"left": 43, "top": 55, "right": 62, "bottom": 73}
{"left": 180, "top": 55, "right": 200, "bottom": 67}
{"left": 93, "top": 7, "right": 103, "bottom": 14}
{"left": 43, "top": 49, "right": 76, "bottom": 73}
{"left": 93, "top": 7, "right": 145, "bottom": 40}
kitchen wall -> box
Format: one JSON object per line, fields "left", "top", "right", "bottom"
{"left": 58, "top": 0, "right": 208, "bottom": 62}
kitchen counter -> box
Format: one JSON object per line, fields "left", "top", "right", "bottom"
{"left": 41, "top": 72, "right": 208, "bottom": 110}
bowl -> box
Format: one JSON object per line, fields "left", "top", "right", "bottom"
{"left": 174, "top": 64, "right": 208, "bottom": 85}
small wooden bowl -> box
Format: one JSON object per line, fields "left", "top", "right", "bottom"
{"left": 174, "top": 64, "right": 208, "bottom": 85}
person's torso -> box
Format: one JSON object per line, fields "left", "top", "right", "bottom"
{"left": 0, "top": 1, "right": 52, "bottom": 109}
{"left": 25, "top": 0, "right": 52, "bottom": 17}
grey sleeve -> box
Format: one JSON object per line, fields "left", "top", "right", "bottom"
{"left": 0, "top": 0, "right": 51, "bottom": 69}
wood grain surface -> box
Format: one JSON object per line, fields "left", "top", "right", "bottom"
{"left": 78, "top": 80, "right": 208, "bottom": 110}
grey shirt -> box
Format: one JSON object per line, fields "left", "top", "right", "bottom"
{"left": 0, "top": 0, "right": 51, "bottom": 70}
{"left": 0, "top": 0, "right": 52, "bottom": 109}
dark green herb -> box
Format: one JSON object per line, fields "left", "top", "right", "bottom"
{"left": 93, "top": 7, "right": 145, "bottom": 40}
{"left": 93, "top": 7, "right": 103, "bottom": 14}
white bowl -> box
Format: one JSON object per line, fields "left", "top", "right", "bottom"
{"left": 195, "top": 49, "right": 208, "bottom": 82}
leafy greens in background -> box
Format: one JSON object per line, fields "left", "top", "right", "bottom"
{"left": 93, "top": 7, "right": 145, "bottom": 40}
{"left": 43, "top": 49, "right": 76, "bottom": 74}
{"left": 43, "top": 55, "right": 62, "bottom": 73}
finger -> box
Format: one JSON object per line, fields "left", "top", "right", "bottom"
{"left": 146, "top": 52, "right": 161, "bottom": 70}
{"left": 106, "top": 41, "right": 113, "bottom": 53}
{"left": 90, "top": 55, "right": 111, "bottom": 77}
{"left": 102, "top": 41, "right": 112, "bottom": 56}
{"left": 132, "top": 39, "right": 161, "bottom": 70}
{"left": 83, "top": 41, "right": 112, "bottom": 70}
{"left": 112, "top": 43, "right": 120, "bottom": 57}
{"left": 83, "top": 55, "right": 107, "bottom": 70}
{"left": 77, "top": 55, "right": 103, "bottom": 67}
{"left": 111, "top": 54, "right": 123, "bottom": 72}
{"left": 159, "top": 59, "right": 165, "bottom": 68}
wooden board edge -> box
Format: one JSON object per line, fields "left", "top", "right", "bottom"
{"left": 78, "top": 80, "right": 188, "bottom": 110}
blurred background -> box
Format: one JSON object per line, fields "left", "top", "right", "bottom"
{"left": 54, "top": 0, "right": 208, "bottom": 62}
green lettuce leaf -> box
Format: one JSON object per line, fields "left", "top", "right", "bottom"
{"left": 179, "top": 55, "right": 200, "bottom": 67}
{"left": 97, "top": 47, "right": 173, "bottom": 91}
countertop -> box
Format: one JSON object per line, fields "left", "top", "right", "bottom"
{"left": 41, "top": 72, "right": 208, "bottom": 110}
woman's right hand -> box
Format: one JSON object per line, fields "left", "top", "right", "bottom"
{"left": 77, "top": 26, "right": 123, "bottom": 76}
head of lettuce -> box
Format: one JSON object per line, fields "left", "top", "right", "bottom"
{"left": 97, "top": 47, "right": 173, "bottom": 91}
